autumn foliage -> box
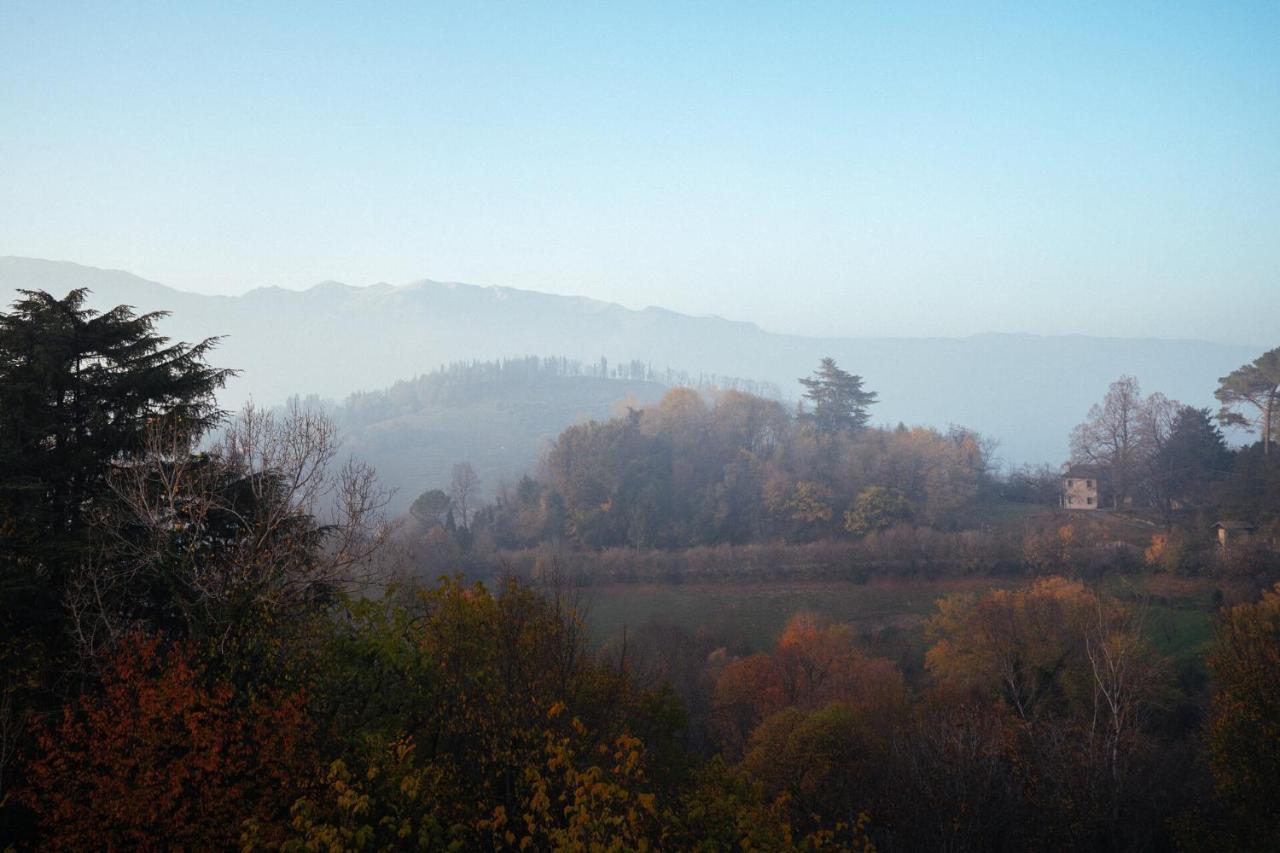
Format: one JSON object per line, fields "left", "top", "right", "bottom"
{"left": 712, "top": 612, "right": 904, "bottom": 759}
{"left": 1207, "top": 584, "right": 1280, "bottom": 848}
{"left": 21, "top": 635, "right": 315, "bottom": 851}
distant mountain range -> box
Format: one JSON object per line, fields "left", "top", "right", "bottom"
{"left": 1, "top": 257, "right": 1261, "bottom": 475}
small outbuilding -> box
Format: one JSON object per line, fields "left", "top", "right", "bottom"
{"left": 1213, "top": 520, "right": 1257, "bottom": 548}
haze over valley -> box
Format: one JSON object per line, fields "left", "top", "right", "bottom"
{"left": 2, "top": 256, "right": 1256, "bottom": 507}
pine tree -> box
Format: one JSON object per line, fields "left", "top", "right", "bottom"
{"left": 798, "top": 358, "right": 877, "bottom": 434}
{"left": 1216, "top": 346, "right": 1280, "bottom": 455}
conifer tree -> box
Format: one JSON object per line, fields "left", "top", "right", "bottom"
{"left": 1216, "top": 346, "right": 1280, "bottom": 455}
{"left": 798, "top": 357, "right": 877, "bottom": 434}
{"left": 0, "top": 289, "right": 231, "bottom": 673}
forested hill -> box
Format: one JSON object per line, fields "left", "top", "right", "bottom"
{"left": 319, "top": 357, "right": 778, "bottom": 514}
{"left": 0, "top": 256, "right": 1259, "bottom": 466}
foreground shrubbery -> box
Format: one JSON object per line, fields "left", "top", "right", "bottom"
{"left": 12, "top": 574, "right": 1280, "bottom": 850}
{"left": 9, "top": 576, "right": 881, "bottom": 851}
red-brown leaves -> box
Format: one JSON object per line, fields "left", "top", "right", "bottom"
{"left": 21, "top": 634, "right": 315, "bottom": 851}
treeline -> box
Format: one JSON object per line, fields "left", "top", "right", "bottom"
{"left": 1068, "top": 368, "right": 1280, "bottom": 525}
{"left": 1055, "top": 364, "right": 1280, "bottom": 575}
{"left": 433, "top": 363, "right": 996, "bottom": 553}
{"left": 402, "top": 354, "right": 1280, "bottom": 582}
{"left": 337, "top": 355, "right": 782, "bottom": 428}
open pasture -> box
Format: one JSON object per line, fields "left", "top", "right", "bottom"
{"left": 584, "top": 573, "right": 1227, "bottom": 669}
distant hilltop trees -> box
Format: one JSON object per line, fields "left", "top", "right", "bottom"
{"left": 335, "top": 355, "right": 783, "bottom": 427}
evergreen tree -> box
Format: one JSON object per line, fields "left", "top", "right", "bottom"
{"left": 798, "top": 357, "right": 877, "bottom": 434}
{"left": 1216, "top": 346, "right": 1280, "bottom": 455}
{"left": 0, "top": 289, "right": 230, "bottom": 675}
{"left": 410, "top": 488, "right": 452, "bottom": 527}
{"left": 1150, "top": 406, "right": 1231, "bottom": 514}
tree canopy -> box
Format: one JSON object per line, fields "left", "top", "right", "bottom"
{"left": 1216, "top": 346, "right": 1280, "bottom": 455}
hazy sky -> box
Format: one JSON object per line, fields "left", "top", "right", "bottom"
{"left": 1, "top": 2, "right": 1277, "bottom": 343}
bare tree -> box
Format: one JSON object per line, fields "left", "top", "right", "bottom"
{"left": 1070, "top": 376, "right": 1145, "bottom": 507}
{"left": 1081, "top": 597, "right": 1168, "bottom": 838}
{"left": 1136, "top": 392, "right": 1180, "bottom": 455}
{"left": 1135, "top": 391, "right": 1182, "bottom": 512}
{"left": 67, "top": 402, "right": 395, "bottom": 660}
{"left": 450, "top": 461, "right": 480, "bottom": 530}
{"left": 1083, "top": 599, "right": 1163, "bottom": 780}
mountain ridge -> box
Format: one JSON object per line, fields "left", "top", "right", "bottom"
{"left": 0, "top": 256, "right": 1261, "bottom": 468}
{"left": 2, "top": 256, "right": 1251, "bottom": 348}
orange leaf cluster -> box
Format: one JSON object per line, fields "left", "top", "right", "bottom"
{"left": 21, "top": 634, "right": 316, "bottom": 851}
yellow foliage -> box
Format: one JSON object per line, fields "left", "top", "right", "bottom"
{"left": 1144, "top": 533, "right": 1168, "bottom": 566}
{"left": 925, "top": 578, "right": 1098, "bottom": 720}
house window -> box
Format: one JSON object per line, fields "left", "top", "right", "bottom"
{"left": 1086, "top": 479, "right": 1094, "bottom": 488}
{"left": 1086, "top": 497, "right": 1094, "bottom": 505}
{"left": 1066, "top": 479, "right": 1074, "bottom": 487}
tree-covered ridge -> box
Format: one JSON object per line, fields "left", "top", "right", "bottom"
{"left": 336, "top": 355, "right": 783, "bottom": 428}
{"left": 4, "top": 257, "right": 1258, "bottom": 469}
{"left": 381, "top": 354, "right": 1280, "bottom": 585}
{"left": 454, "top": 376, "right": 994, "bottom": 553}
{"left": 301, "top": 356, "right": 784, "bottom": 517}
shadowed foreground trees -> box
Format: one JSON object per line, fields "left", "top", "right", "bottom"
{"left": 20, "top": 574, "right": 877, "bottom": 851}
{"left": 691, "top": 580, "right": 1204, "bottom": 850}
{"left": 0, "top": 288, "right": 231, "bottom": 689}
{"left": 16, "top": 568, "right": 1238, "bottom": 851}
{"left": 67, "top": 403, "right": 392, "bottom": 665}
{"left": 923, "top": 579, "right": 1178, "bottom": 849}
{"left": 21, "top": 635, "right": 315, "bottom": 851}
{"left": 0, "top": 288, "right": 233, "bottom": 821}
{"left": 1205, "top": 584, "right": 1280, "bottom": 850}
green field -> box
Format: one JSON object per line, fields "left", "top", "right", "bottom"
{"left": 583, "top": 574, "right": 1225, "bottom": 672}
{"left": 583, "top": 577, "right": 1023, "bottom": 651}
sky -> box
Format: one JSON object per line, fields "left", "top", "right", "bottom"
{"left": 1, "top": 2, "right": 1277, "bottom": 344}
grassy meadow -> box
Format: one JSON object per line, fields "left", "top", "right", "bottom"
{"left": 584, "top": 572, "right": 1231, "bottom": 678}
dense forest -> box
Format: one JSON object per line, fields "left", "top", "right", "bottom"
{"left": 2, "top": 290, "right": 1279, "bottom": 850}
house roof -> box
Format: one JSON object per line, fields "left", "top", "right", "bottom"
{"left": 1213, "top": 520, "right": 1257, "bottom": 531}
{"left": 1062, "top": 465, "right": 1106, "bottom": 479}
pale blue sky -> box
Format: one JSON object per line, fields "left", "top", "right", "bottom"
{"left": 1, "top": 2, "right": 1276, "bottom": 343}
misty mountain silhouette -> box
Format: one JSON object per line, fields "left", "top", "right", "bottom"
{"left": 1, "top": 257, "right": 1257, "bottom": 473}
